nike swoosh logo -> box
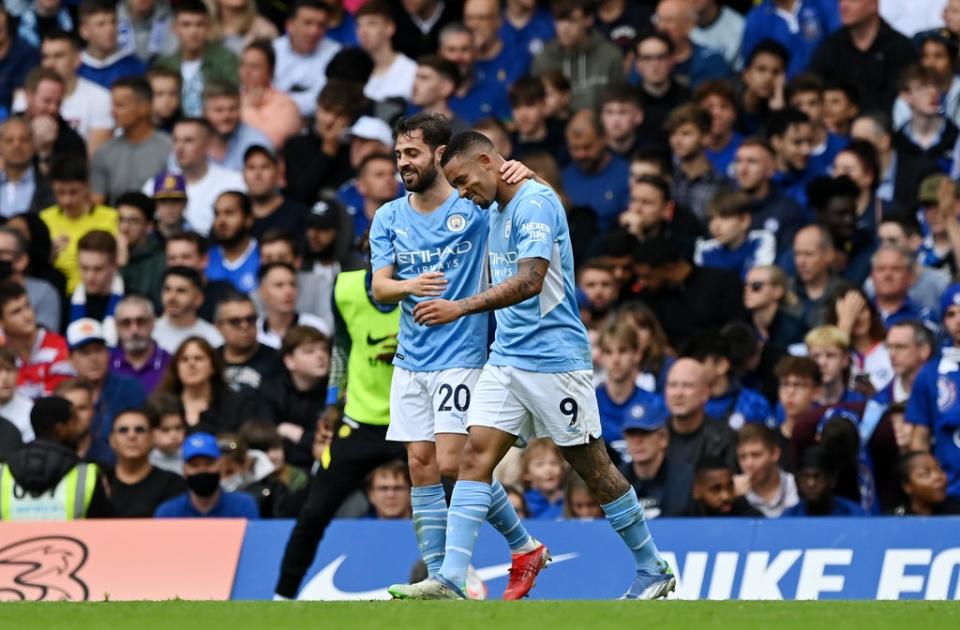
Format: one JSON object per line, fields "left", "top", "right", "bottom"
{"left": 296, "top": 552, "right": 578, "bottom": 600}
{"left": 367, "top": 334, "right": 392, "bottom": 345}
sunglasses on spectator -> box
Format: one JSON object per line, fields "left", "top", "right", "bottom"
{"left": 220, "top": 315, "right": 257, "bottom": 328}
{"left": 747, "top": 281, "right": 768, "bottom": 292}
{"left": 115, "top": 426, "right": 148, "bottom": 435}
{"left": 117, "top": 316, "right": 150, "bottom": 328}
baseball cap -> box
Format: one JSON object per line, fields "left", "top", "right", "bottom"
{"left": 66, "top": 318, "right": 106, "bottom": 350}
{"left": 345, "top": 116, "right": 393, "bottom": 148}
{"left": 917, "top": 174, "right": 960, "bottom": 205}
{"left": 182, "top": 432, "right": 221, "bottom": 462}
{"left": 941, "top": 283, "right": 960, "bottom": 319}
{"left": 306, "top": 199, "right": 341, "bottom": 230}
{"left": 621, "top": 399, "right": 668, "bottom": 432}
{"left": 153, "top": 173, "right": 187, "bottom": 200}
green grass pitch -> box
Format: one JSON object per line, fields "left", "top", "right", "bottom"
{"left": 1, "top": 601, "right": 958, "bottom": 630}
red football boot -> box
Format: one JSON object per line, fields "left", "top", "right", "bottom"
{"left": 503, "top": 544, "right": 551, "bottom": 600}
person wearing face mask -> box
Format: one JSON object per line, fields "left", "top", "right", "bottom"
{"left": 154, "top": 431, "right": 259, "bottom": 518}
{"left": 0, "top": 396, "right": 113, "bottom": 520}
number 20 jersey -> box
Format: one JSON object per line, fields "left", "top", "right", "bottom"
{"left": 370, "top": 190, "right": 489, "bottom": 372}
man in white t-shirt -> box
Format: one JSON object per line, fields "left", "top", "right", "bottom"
{"left": 272, "top": 0, "right": 342, "bottom": 117}
{"left": 256, "top": 262, "right": 330, "bottom": 349}
{"left": 13, "top": 31, "right": 115, "bottom": 154}
{"left": 356, "top": 1, "right": 416, "bottom": 101}
{"left": 154, "top": 266, "right": 224, "bottom": 353}
{"left": 142, "top": 117, "right": 245, "bottom": 235}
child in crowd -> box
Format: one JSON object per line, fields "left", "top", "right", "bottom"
{"left": 695, "top": 80, "right": 742, "bottom": 177}
{"left": 147, "top": 68, "right": 184, "bottom": 133}
{"left": 521, "top": 438, "right": 567, "bottom": 519}
{"left": 563, "top": 473, "right": 603, "bottom": 519}
{"left": 804, "top": 325, "right": 865, "bottom": 406}
{"left": 541, "top": 70, "right": 572, "bottom": 122}
{"left": 822, "top": 81, "right": 860, "bottom": 136}
{"left": 147, "top": 392, "right": 187, "bottom": 475}
{"left": 787, "top": 73, "right": 848, "bottom": 177}
{"left": 694, "top": 189, "right": 775, "bottom": 279}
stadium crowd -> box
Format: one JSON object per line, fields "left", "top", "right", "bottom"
{"left": 0, "top": 0, "right": 959, "bottom": 524}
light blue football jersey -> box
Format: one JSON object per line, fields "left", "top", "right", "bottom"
{"left": 487, "top": 180, "right": 592, "bottom": 373}
{"left": 369, "top": 190, "right": 489, "bottom": 371}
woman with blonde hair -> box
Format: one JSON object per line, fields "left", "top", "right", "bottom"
{"left": 743, "top": 265, "right": 807, "bottom": 350}
{"left": 206, "top": 0, "right": 278, "bottom": 55}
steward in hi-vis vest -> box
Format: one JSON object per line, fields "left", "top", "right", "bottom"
{"left": 0, "top": 397, "right": 111, "bottom": 520}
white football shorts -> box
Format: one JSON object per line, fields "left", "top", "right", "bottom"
{"left": 386, "top": 366, "right": 482, "bottom": 442}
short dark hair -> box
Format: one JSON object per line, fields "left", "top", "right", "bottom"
{"left": 786, "top": 72, "right": 825, "bottom": 100}
{"left": 552, "top": 0, "right": 596, "bottom": 19}
{"left": 900, "top": 63, "right": 936, "bottom": 92}
{"left": 216, "top": 190, "right": 252, "bottom": 216}
{"left": 281, "top": 325, "right": 330, "bottom": 356}
{"left": 824, "top": 80, "right": 860, "bottom": 107}
{"left": 111, "top": 76, "right": 153, "bottom": 101}
{"left": 394, "top": 112, "right": 452, "bottom": 151}
{"left": 685, "top": 333, "right": 730, "bottom": 362}
{"left": 146, "top": 392, "right": 186, "bottom": 428}
{"left": 632, "top": 232, "right": 685, "bottom": 266}
{"left": 694, "top": 456, "right": 734, "bottom": 480}
{"left": 632, "top": 174, "right": 672, "bottom": 203}
{"left": 355, "top": 0, "right": 393, "bottom": 21}
{"left": 439, "top": 131, "right": 494, "bottom": 167}
{"left": 243, "top": 39, "right": 276, "bottom": 72}
{"left": 0, "top": 280, "right": 27, "bottom": 313}
{"left": 166, "top": 231, "right": 208, "bottom": 256}
{"left": 601, "top": 83, "right": 643, "bottom": 109}
{"left": 765, "top": 107, "right": 810, "bottom": 140}
{"left": 77, "top": 230, "right": 117, "bottom": 258}
{"left": 745, "top": 39, "right": 790, "bottom": 70}
{"left": 147, "top": 67, "right": 183, "bottom": 90}
{"left": 173, "top": 0, "right": 209, "bottom": 17}
{"left": 214, "top": 290, "right": 256, "bottom": 322}
{"left": 738, "top": 136, "right": 775, "bottom": 157}
{"left": 257, "top": 260, "right": 297, "bottom": 283}
{"left": 509, "top": 76, "right": 546, "bottom": 108}
{"left": 163, "top": 265, "right": 204, "bottom": 290}
{"left": 737, "top": 423, "right": 779, "bottom": 451}
{"left": 290, "top": 0, "right": 330, "bottom": 19}
{"left": 259, "top": 229, "right": 297, "bottom": 253}
{"left": 358, "top": 151, "right": 395, "bottom": 175}
{"left": 30, "top": 396, "right": 74, "bottom": 441}
{"left": 889, "top": 319, "right": 935, "bottom": 349}
{"left": 50, "top": 154, "right": 88, "bottom": 183}
{"left": 774, "top": 355, "right": 822, "bottom": 386}
{"left": 806, "top": 175, "right": 859, "bottom": 213}
{"left": 694, "top": 80, "right": 738, "bottom": 108}
{"left": 174, "top": 116, "right": 214, "bottom": 136}
{"left": 630, "top": 147, "right": 672, "bottom": 175}
{"left": 113, "top": 407, "right": 154, "bottom": 431}
{"left": 365, "top": 459, "right": 410, "bottom": 491}
{"left": 25, "top": 67, "right": 63, "bottom": 93}
{"left": 243, "top": 144, "right": 277, "bottom": 165}
{"left": 41, "top": 29, "right": 81, "bottom": 50}
{"left": 416, "top": 54, "right": 460, "bottom": 89}
{"left": 837, "top": 139, "right": 880, "bottom": 190}
{"left": 78, "top": 0, "right": 115, "bottom": 22}
{"left": 316, "top": 80, "right": 365, "bottom": 117}
{"left": 707, "top": 189, "right": 751, "bottom": 219}
{"left": 115, "top": 192, "right": 156, "bottom": 222}
{"left": 635, "top": 30, "right": 674, "bottom": 55}
{"left": 664, "top": 103, "right": 710, "bottom": 135}
{"left": 0, "top": 347, "right": 17, "bottom": 371}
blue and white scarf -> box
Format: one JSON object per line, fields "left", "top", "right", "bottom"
{"left": 69, "top": 275, "right": 124, "bottom": 347}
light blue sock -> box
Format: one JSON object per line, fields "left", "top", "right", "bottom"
{"left": 602, "top": 487, "right": 664, "bottom": 574}
{"left": 487, "top": 480, "right": 534, "bottom": 552}
{"left": 411, "top": 484, "right": 448, "bottom": 576}
{"left": 437, "top": 480, "right": 492, "bottom": 588}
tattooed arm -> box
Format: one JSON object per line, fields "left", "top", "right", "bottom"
{"left": 412, "top": 258, "right": 548, "bottom": 326}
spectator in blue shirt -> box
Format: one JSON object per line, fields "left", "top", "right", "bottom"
{"left": 77, "top": 0, "right": 147, "bottom": 90}
{"left": 742, "top": 0, "right": 840, "bottom": 79}
{"left": 666, "top": 103, "right": 730, "bottom": 224}
{"left": 654, "top": 0, "right": 732, "bottom": 89}
{"left": 595, "top": 318, "right": 667, "bottom": 460}
{"left": 465, "top": 0, "right": 530, "bottom": 88}
{"left": 769, "top": 108, "right": 814, "bottom": 209}
{"left": 521, "top": 439, "right": 566, "bottom": 519}
{"left": 686, "top": 332, "right": 776, "bottom": 430}
{"left": 694, "top": 189, "right": 776, "bottom": 280}
{"left": 207, "top": 192, "right": 260, "bottom": 294}
{"left": 906, "top": 283, "right": 960, "bottom": 499}
{"left": 782, "top": 445, "right": 867, "bottom": 516}
{"left": 788, "top": 73, "right": 849, "bottom": 178}
{"left": 561, "top": 109, "right": 630, "bottom": 230}
{"left": 155, "top": 431, "right": 260, "bottom": 518}
{"left": 737, "top": 40, "right": 789, "bottom": 136}
{"left": 695, "top": 80, "right": 743, "bottom": 178}
{"left": 439, "top": 23, "right": 511, "bottom": 124}
{"left": 0, "top": 7, "right": 42, "bottom": 112}
{"left": 500, "top": 0, "right": 555, "bottom": 58}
